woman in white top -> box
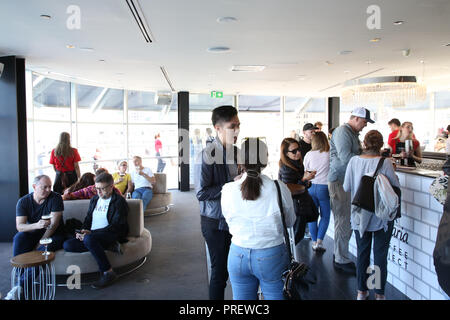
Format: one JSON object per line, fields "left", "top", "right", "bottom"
{"left": 303, "top": 131, "right": 331, "bottom": 252}
{"left": 221, "top": 138, "right": 296, "bottom": 300}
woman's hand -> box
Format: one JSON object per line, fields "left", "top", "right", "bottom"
{"left": 303, "top": 171, "right": 316, "bottom": 181}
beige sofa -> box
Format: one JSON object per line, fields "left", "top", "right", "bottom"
{"left": 144, "top": 173, "right": 172, "bottom": 216}
{"left": 53, "top": 199, "right": 152, "bottom": 275}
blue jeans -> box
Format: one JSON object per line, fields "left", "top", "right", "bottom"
{"left": 354, "top": 221, "right": 394, "bottom": 295}
{"left": 132, "top": 187, "right": 153, "bottom": 210}
{"left": 63, "top": 231, "right": 118, "bottom": 272}
{"left": 13, "top": 230, "right": 65, "bottom": 257}
{"left": 227, "top": 243, "right": 289, "bottom": 300}
{"left": 307, "top": 184, "right": 331, "bottom": 242}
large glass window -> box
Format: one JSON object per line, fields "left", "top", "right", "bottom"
{"left": 128, "top": 91, "right": 177, "bottom": 123}
{"left": 31, "top": 75, "right": 71, "bottom": 121}
{"left": 238, "top": 95, "right": 281, "bottom": 179}
{"left": 77, "top": 84, "right": 124, "bottom": 123}
{"left": 285, "top": 97, "right": 327, "bottom": 139}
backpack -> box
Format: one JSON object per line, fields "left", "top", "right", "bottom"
{"left": 374, "top": 173, "right": 399, "bottom": 221}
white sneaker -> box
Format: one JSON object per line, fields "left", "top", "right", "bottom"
{"left": 3, "top": 286, "right": 21, "bottom": 300}
{"left": 312, "top": 242, "right": 319, "bottom": 251}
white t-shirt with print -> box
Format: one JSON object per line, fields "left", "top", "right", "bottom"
{"left": 91, "top": 197, "right": 111, "bottom": 230}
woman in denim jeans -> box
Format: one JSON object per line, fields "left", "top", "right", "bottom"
{"left": 303, "top": 132, "right": 331, "bottom": 252}
{"left": 221, "top": 138, "right": 296, "bottom": 300}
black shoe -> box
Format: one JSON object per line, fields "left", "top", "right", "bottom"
{"left": 92, "top": 271, "right": 117, "bottom": 289}
{"left": 333, "top": 260, "right": 356, "bottom": 275}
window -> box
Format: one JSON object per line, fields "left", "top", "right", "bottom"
{"left": 77, "top": 84, "right": 124, "bottom": 123}
{"left": 238, "top": 95, "right": 281, "bottom": 179}
{"left": 128, "top": 91, "right": 177, "bottom": 123}
{"left": 285, "top": 97, "right": 327, "bottom": 139}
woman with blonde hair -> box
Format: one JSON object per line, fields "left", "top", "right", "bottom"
{"left": 49, "top": 132, "right": 81, "bottom": 194}
{"left": 303, "top": 131, "right": 331, "bottom": 252}
{"left": 388, "top": 121, "right": 422, "bottom": 166}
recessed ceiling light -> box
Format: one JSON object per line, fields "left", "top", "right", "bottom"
{"left": 216, "top": 16, "right": 237, "bottom": 23}
{"left": 370, "top": 37, "right": 381, "bottom": 42}
{"left": 325, "top": 61, "right": 333, "bottom": 65}
{"left": 339, "top": 50, "right": 352, "bottom": 55}
{"left": 394, "top": 20, "right": 404, "bottom": 25}
{"left": 231, "top": 65, "right": 265, "bottom": 72}
{"left": 66, "top": 44, "right": 75, "bottom": 49}
{"left": 40, "top": 14, "right": 51, "bottom": 19}
{"left": 207, "top": 46, "right": 231, "bottom": 53}
{"left": 443, "top": 43, "right": 450, "bottom": 47}
{"left": 99, "top": 59, "right": 106, "bottom": 62}
{"left": 79, "top": 47, "right": 94, "bottom": 52}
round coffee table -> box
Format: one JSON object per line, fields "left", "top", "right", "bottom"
{"left": 10, "top": 251, "right": 56, "bottom": 300}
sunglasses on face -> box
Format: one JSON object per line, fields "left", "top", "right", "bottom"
{"left": 287, "top": 148, "right": 301, "bottom": 154}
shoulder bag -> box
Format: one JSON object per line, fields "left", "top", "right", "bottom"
{"left": 351, "top": 157, "right": 385, "bottom": 213}
{"left": 274, "top": 180, "right": 316, "bottom": 300}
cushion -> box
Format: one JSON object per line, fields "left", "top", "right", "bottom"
{"left": 153, "top": 173, "right": 167, "bottom": 194}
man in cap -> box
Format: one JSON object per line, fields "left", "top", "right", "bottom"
{"left": 299, "top": 123, "right": 319, "bottom": 159}
{"left": 328, "top": 107, "right": 374, "bottom": 274}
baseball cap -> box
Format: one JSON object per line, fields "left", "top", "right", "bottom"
{"left": 303, "top": 123, "right": 319, "bottom": 131}
{"left": 351, "top": 107, "right": 375, "bottom": 123}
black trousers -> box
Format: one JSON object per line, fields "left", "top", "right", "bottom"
{"left": 201, "top": 216, "right": 232, "bottom": 300}
{"left": 53, "top": 170, "right": 78, "bottom": 194}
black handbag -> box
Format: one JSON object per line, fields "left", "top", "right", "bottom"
{"left": 351, "top": 157, "right": 385, "bottom": 212}
{"left": 274, "top": 180, "right": 316, "bottom": 300}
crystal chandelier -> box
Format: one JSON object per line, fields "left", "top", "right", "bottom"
{"left": 341, "top": 76, "right": 427, "bottom": 108}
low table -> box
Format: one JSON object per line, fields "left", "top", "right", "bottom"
{"left": 10, "top": 251, "right": 56, "bottom": 300}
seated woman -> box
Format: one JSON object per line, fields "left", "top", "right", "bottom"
{"left": 221, "top": 138, "right": 296, "bottom": 300}
{"left": 388, "top": 121, "right": 422, "bottom": 166}
{"left": 112, "top": 160, "right": 132, "bottom": 195}
{"left": 63, "top": 172, "right": 95, "bottom": 195}
{"left": 63, "top": 168, "right": 122, "bottom": 200}
{"left": 343, "top": 130, "right": 400, "bottom": 300}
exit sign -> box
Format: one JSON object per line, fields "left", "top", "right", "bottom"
{"left": 211, "top": 91, "right": 223, "bottom": 98}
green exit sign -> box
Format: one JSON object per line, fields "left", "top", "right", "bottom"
{"left": 211, "top": 91, "right": 223, "bottom": 98}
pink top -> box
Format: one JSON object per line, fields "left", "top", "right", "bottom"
{"left": 155, "top": 139, "right": 162, "bottom": 153}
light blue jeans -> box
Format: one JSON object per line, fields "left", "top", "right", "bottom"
{"left": 132, "top": 187, "right": 153, "bottom": 209}
{"left": 308, "top": 183, "right": 331, "bottom": 242}
{"left": 227, "top": 243, "right": 289, "bottom": 300}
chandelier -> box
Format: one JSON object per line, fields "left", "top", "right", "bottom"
{"left": 341, "top": 76, "right": 427, "bottom": 108}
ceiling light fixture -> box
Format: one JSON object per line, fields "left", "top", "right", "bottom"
{"left": 79, "top": 47, "right": 94, "bottom": 51}
{"left": 125, "top": 0, "right": 154, "bottom": 43}
{"left": 370, "top": 37, "right": 381, "bottom": 42}
{"left": 341, "top": 76, "right": 427, "bottom": 108}
{"left": 66, "top": 45, "right": 75, "bottom": 49}
{"left": 207, "top": 46, "right": 231, "bottom": 53}
{"left": 339, "top": 50, "right": 353, "bottom": 55}
{"left": 393, "top": 20, "right": 404, "bottom": 25}
{"left": 216, "top": 16, "right": 237, "bottom": 23}
{"left": 40, "top": 14, "right": 51, "bottom": 19}
{"left": 231, "top": 65, "right": 266, "bottom": 72}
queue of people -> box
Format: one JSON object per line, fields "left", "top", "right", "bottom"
{"left": 195, "top": 105, "right": 422, "bottom": 301}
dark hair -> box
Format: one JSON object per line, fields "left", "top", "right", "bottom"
{"left": 67, "top": 172, "right": 95, "bottom": 193}
{"left": 279, "top": 138, "right": 301, "bottom": 171}
{"left": 95, "top": 168, "right": 108, "bottom": 176}
{"left": 388, "top": 118, "right": 401, "bottom": 127}
{"left": 447, "top": 124, "right": 450, "bottom": 132}
{"left": 240, "top": 138, "right": 268, "bottom": 201}
{"left": 211, "top": 105, "right": 238, "bottom": 126}
{"left": 363, "top": 130, "right": 384, "bottom": 153}
{"left": 95, "top": 172, "right": 114, "bottom": 185}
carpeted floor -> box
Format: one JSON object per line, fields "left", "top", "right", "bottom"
{"left": 0, "top": 190, "right": 408, "bottom": 300}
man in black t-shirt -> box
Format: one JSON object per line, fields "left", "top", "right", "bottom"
{"left": 299, "top": 123, "right": 318, "bottom": 159}
{"left": 13, "top": 175, "right": 65, "bottom": 257}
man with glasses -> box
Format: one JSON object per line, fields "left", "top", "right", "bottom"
{"left": 63, "top": 172, "right": 129, "bottom": 289}
{"left": 328, "top": 107, "right": 374, "bottom": 274}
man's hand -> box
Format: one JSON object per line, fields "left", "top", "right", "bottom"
{"left": 138, "top": 170, "right": 145, "bottom": 176}
{"left": 36, "top": 219, "right": 51, "bottom": 230}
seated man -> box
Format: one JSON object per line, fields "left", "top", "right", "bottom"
{"left": 63, "top": 168, "right": 122, "bottom": 200}
{"left": 63, "top": 172, "right": 129, "bottom": 289}
{"left": 5, "top": 175, "right": 64, "bottom": 300}
{"left": 130, "top": 156, "right": 156, "bottom": 210}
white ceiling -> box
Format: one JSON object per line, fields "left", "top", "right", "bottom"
{"left": 1, "top": 0, "right": 450, "bottom": 97}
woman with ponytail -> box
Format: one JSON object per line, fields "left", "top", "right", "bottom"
{"left": 221, "top": 138, "right": 296, "bottom": 300}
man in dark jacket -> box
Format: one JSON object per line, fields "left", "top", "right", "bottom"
{"left": 195, "top": 105, "right": 241, "bottom": 300}
{"left": 63, "top": 172, "right": 129, "bottom": 289}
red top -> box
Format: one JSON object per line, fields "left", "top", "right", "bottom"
{"left": 388, "top": 138, "right": 420, "bottom": 154}
{"left": 155, "top": 139, "right": 162, "bottom": 153}
{"left": 387, "top": 130, "right": 399, "bottom": 148}
{"left": 49, "top": 148, "right": 81, "bottom": 172}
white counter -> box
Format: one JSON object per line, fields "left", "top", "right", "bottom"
{"left": 326, "top": 170, "right": 447, "bottom": 300}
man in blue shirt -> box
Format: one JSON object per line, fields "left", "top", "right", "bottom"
{"left": 14, "top": 175, "right": 65, "bottom": 256}
{"left": 328, "top": 107, "right": 374, "bottom": 274}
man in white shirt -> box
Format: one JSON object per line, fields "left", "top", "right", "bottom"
{"left": 130, "top": 156, "right": 156, "bottom": 210}
{"left": 63, "top": 173, "right": 129, "bottom": 289}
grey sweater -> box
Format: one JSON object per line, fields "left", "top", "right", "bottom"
{"left": 328, "top": 123, "right": 362, "bottom": 184}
